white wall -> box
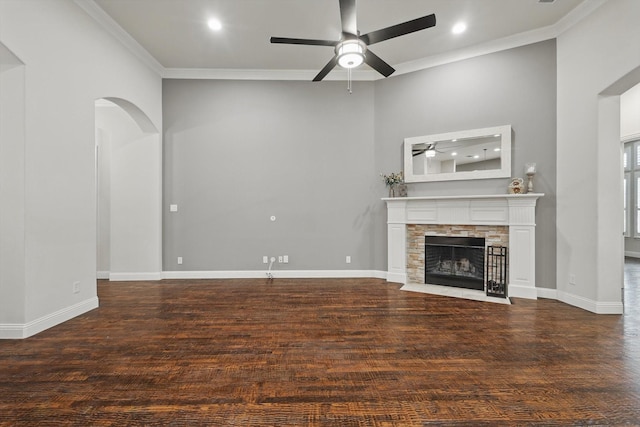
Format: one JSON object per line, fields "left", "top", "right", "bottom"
{"left": 96, "top": 127, "right": 111, "bottom": 276}
{"left": 556, "top": 0, "right": 640, "bottom": 313}
{"left": 0, "top": 42, "right": 26, "bottom": 325}
{"left": 0, "top": 0, "right": 162, "bottom": 338}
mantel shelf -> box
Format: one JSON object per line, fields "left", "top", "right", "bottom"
{"left": 382, "top": 193, "right": 544, "bottom": 202}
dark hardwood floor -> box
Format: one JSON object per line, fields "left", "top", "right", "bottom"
{"left": 1, "top": 273, "right": 639, "bottom": 426}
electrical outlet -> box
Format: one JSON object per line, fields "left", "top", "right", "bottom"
{"left": 346, "top": 255, "right": 351, "bottom": 264}
{"left": 278, "top": 256, "right": 283, "bottom": 263}
{"left": 73, "top": 281, "right": 80, "bottom": 294}
{"left": 283, "top": 255, "right": 289, "bottom": 263}
{"left": 177, "top": 257, "right": 183, "bottom": 265}
{"left": 170, "top": 204, "right": 178, "bottom": 212}
{"left": 263, "top": 256, "right": 268, "bottom": 264}
{"left": 569, "top": 274, "right": 576, "bottom": 285}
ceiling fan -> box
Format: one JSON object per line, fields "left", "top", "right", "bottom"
{"left": 270, "top": 0, "right": 436, "bottom": 81}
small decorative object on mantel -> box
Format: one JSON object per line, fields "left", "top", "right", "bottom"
{"left": 508, "top": 177, "right": 524, "bottom": 194}
{"left": 525, "top": 163, "right": 537, "bottom": 193}
{"left": 381, "top": 171, "right": 404, "bottom": 197}
{"left": 396, "top": 183, "right": 408, "bottom": 197}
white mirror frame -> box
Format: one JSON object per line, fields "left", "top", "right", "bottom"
{"left": 403, "top": 125, "right": 512, "bottom": 183}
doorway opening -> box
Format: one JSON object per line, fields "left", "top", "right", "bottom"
{"left": 95, "top": 98, "right": 162, "bottom": 281}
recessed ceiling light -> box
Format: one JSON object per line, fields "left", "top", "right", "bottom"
{"left": 208, "top": 18, "right": 222, "bottom": 31}
{"left": 473, "top": 155, "right": 480, "bottom": 159}
{"left": 451, "top": 152, "right": 458, "bottom": 156}
{"left": 494, "top": 148, "right": 501, "bottom": 152}
{"left": 452, "top": 22, "right": 467, "bottom": 35}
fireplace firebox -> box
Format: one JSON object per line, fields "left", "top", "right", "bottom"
{"left": 424, "top": 236, "right": 485, "bottom": 290}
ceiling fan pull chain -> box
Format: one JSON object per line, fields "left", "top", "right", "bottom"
{"left": 347, "top": 67, "right": 353, "bottom": 94}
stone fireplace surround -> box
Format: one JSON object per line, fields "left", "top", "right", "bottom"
{"left": 384, "top": 194, "right": 543, "bottom": 300}
{"left": 408, "top": 224, "right": 509, "bottom": 286}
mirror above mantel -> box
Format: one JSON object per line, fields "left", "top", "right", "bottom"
{"left": 403, "top": 125, "right": 512, "bottom": 183}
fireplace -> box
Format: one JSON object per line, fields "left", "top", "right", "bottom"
{"left": 424, "top": 236, "right": 485, "bottom": 290}
{"left": 384, "top": 194, "right": 542, "bottom": 300}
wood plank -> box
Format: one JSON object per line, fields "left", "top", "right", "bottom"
{"left": 0, "top": 276, "right": 638, "bottom": 425}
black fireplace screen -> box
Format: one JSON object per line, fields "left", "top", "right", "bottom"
{"left": 486, "top": 245, "right": 508, "bottom": 298}
{"left": 424, "top": 236, "right": 485, "bottom": 291}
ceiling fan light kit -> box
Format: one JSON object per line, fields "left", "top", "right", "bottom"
{"left": 336, "top": 40, "right": 366, "bottom": 69}
{"left": 270, "top": 0, "right": 436, "bottom": 85}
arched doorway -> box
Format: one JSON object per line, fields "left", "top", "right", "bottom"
{"left": 95, "top": 98, "right": 162, "bottom": 281}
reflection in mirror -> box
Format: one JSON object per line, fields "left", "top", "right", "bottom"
{"left": 404, "top": 125, "right": 511, "bottom": 183}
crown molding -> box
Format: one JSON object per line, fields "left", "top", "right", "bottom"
{"left": 74, "top": 0, "right": 164, "bottom": 76}
{"left": 162, "top": 67, "right": 377, "bottom": 81}
{"left": 393, "top": 0, "right": 607, "bottom": 78}
{"left": 553, "top": 0, "right": 608, "bottom": 36}
{"left": 78, "top": 0, "right": 607, "bottom": 82}
{"left": 393, "top": 25, "right": 558, "bottom": 78}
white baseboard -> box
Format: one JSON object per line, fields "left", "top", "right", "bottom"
{"left": 507, "top": 284, "right": 538, "bottom": 300}
{"left": 557, "top": 290, "right": 623, "bottom": 314}
{"left": 0, "top": 297, "right": 99, "bottom": 339}
{"left": 97, "top": 271, "right": 110, "bottom": 280}
{"left": 536, "top": 287, "right": 558, "bottom": 299}
{"left": 109, "top": 272, "right": 162, "bottom": 281}
{"left": 385, "top": 272, "right": 406, "bottom": 284}
{"left": 162, "top": 270, "right": 388, "bottom": 280}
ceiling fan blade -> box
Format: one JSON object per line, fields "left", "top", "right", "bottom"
{"left": 339, "top": 0, "right": 357, "bottom": 37}
{"left": 361, "top": 14, "right": 436, "bottom": 45}
{"left": 270, "top": 37, "right": 337, "bottom": 47}
{"left": 313, "top": 56, "right": 339, "bottom": 81}
{"left": 364, "top": 49, "right": 395, "bottom": 77}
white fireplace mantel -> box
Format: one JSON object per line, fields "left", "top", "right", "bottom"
{"left": 383, "top": 194, "right": 543, "bottom": 299}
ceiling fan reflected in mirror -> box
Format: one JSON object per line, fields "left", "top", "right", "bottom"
{"left": 270, "top": 0, "right": 436, "bottom": 82}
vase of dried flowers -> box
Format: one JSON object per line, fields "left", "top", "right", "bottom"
{"left": 381, "top": 171, "right": 404, "bottom": 197}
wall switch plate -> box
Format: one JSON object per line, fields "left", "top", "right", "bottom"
{"left": 283, "top": 255, "right": 289, "bottom": 263}
{"left": 346, "top": 255, "right": 351, "bottom": 264}
{"left": 73, "top": 281, "right": 80, "bottom": 294}
{"left": 170, "top": 204, "right": 178, "bottom": 212}
{"left": 263, "top": 256, "right": 268, "bottom": 264}
{"left": 177, "top": 256, "right": 183, "bottom": 265}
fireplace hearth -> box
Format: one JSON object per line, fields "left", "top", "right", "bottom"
{"left": 425, "top": 236, "right": 485, "bottom": 290}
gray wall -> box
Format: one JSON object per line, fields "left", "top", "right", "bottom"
{"left": 162, "top": 40, "right": 557, "bottom": 288}
{"left": 163, "top": 80, "right": 377, "bottom": 271}
{"left": 373, "top": 40, "right": 557, "bottom": 288}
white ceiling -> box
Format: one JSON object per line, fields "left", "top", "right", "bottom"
{"left": 87, "top": 0, "right": 591, "bottom": 79}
